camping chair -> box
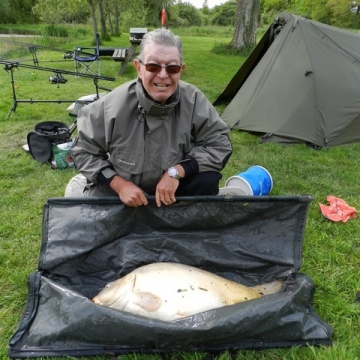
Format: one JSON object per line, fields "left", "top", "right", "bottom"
{"left": 74, "top": 33, "right": 100, "bottom": 76}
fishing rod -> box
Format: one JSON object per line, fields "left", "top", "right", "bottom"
{"left": 0, "top": 37, "right": 74, "bottom": 65}
{"left": 1, "top": 59, "right": 115, "bottom": 80}
{"left": 1, "top": 59, "right": 115, "bottom": 117}
{"left": 0, "top": 37, "right": 73, "bottom": 54}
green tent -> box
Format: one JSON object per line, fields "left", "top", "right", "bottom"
{"left": 214, "top": 13, "right": 360, "bottom": 148}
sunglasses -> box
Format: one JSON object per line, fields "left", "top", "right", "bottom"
{"left": 138, "top": 60, "right": 182, "bottom": 74}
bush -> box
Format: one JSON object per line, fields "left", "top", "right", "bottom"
{"left": 211, "top": 40, "right": 255, "bottom": 56}
{"left": 0, "top": 26, "right": 40, "bottom": 35}
{"left": 42, "top": 25, "right": 68, "bottom": 38}
{"left": 172, "top": 26, "right": 233, "bottom": 37}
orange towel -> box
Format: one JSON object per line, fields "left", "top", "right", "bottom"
{"left": 319, "top": 196, "right": 357, "bottom": 222}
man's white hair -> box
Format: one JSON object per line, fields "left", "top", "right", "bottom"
{"left": 138, "top": 28, "right": 183, "bottom": 64}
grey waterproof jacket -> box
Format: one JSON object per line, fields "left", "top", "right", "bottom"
{"left": 72, "top": 79, "right": 232, "bottom": 194}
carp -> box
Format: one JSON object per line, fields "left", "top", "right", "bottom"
{"left": 92, "top": 262, "right": 282, "bottom": 321}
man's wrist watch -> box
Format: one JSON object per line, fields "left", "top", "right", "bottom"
{"left": 168, "top": 166, "right": 181, "bottom": 180}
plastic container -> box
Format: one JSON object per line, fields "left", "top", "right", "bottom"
{"left": 224, "top": 166, "right": 273, "bottom": 196}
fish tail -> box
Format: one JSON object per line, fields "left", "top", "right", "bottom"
{"left": 252, "top": 280, "right": 283, "bottom": 296}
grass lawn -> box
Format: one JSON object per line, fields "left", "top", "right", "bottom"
{"left": 0, "top": 29, "right": 359, "bottom": 360}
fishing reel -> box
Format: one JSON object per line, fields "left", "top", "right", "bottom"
{"left": 63, "top": 51, "right": 73, "bottom": 60}
{"left": 49, "top": 72, "right": 68, "bottom": 85}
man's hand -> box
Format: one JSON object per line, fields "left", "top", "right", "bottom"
{"left": 155, "top": 165, "right": 185, "bottom": 207}
{"left": 110, "top": 176, "right": 148, "bottom": 207}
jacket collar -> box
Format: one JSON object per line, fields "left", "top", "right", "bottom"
{"left": 136, "top": 78, "right": 180, "bottom": 116}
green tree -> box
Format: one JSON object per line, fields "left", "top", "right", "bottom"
{"left": 230, "top": 0, "right": 260, "bottom": 50}
{"left": 85, "top": 0, "right": 98, "bottom": 38}
{"left": 142, "top": 0, "right": 170, "bottom": 27}
{"left": 328, "top": 0, "right": 360, "bottom": 28}
{"left": 211, "top": 1, "right": 236, "bottom": 26}
{"left": 98, "top": 0, "right": 109, "bottom": 39}
{"left": 103, "top": 0, "right": 122, "bottom": 36}
{"left": 120, "top": 0, "right": 149, "bottom": 29}
{"left": 260, "top": 0, "right": 295, "bottom": 25}
{"left": 173, "top": 2, "right": 203, "bottom": 26}
{"left": 32, "top": 0, "right": 89, "bottom": 25}
{"left": 201, "top": 0, "right": 211, "bottom": 14}
{"left": 293, "top": 0, "right": 330, "bottom": 23}
{"left": 166, "top": 4, "right": 183, "bottom": 27}
{"left": 263, "top": 0, "right": 297, "bottom": 13}
{"left": 0, "top": 0, "right": 12, "bottom": 23}
{"left": 32, "top": 0, "right": 69, "bottom": 24}
{"left": 0, "top": 0, "right": 38, "bottom": 24}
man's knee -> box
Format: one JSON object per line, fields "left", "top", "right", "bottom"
{"left": 64, "top": 174, "right": 87, "bottom": 197}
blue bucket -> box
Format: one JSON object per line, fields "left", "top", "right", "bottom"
{"left": 224, "top": 166, "right": 273, "bottom": 196}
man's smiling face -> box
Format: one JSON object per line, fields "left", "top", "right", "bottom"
{"left": 134, "top": 43, "right": 185, "bottom": 104}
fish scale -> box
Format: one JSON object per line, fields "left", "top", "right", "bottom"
{"left": 92, "top": 262, "right": 283, "bottom": 321}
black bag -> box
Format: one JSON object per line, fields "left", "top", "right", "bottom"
{"left": 9, "top": 196, "right": 333, "bottom": 358}
{"left": 27, "top": 121, "right": 70, "bottom": 163}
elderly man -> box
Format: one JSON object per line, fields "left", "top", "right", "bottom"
{"left": 71, "top": 28, "right": 232, "bottom": 207}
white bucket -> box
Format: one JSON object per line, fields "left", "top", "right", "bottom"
{"left": 224, "top": 166, "right": 273, "bottom": 196}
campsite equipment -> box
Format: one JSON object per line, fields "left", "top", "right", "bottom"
{"left": 51, "top": 140, "right": 74, "bottom": 170}
{"left": 224, "top": 165, "right": 273, "bottom": 196}
{"left": 73, "top": 33, "right": 100, "bottom": 76}
{"left": 49, "top": 73, "right": 68, "bottom": 84}
{"left": 34, "top": 121, "right": 70, "bottom": 143}
{"left": 70, "top": 99, "right": 90, "bottom": 117}
{"left": 9, "top": 196, "right": 333, "bottom": 358}
{"left": 218, "top": 186, "right": 248, "bottom": 196}
{"left": 0, "top": 59, "right": 115, "bottom": 117}
{"left": 0, "top": 37, "right": 74, "bottom": 67}
{"left": 113, "top": 28, "right": 147, "bottom": 75}
{"left": 27, "top": 121, "right": 70, "bottom": 163}
{"left": 67, "top": 93, "right": 107, "bottom": 117}
{"left": 214, "top": 13, "right": 360, "bottom": 148}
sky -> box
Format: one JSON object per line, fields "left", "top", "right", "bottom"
{"left": 178, "top": 0, "right": 227, "bottom": 9}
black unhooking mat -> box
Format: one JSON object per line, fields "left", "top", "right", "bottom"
{"left": 9, "top": 196, "right": 333, "bottom": 358}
